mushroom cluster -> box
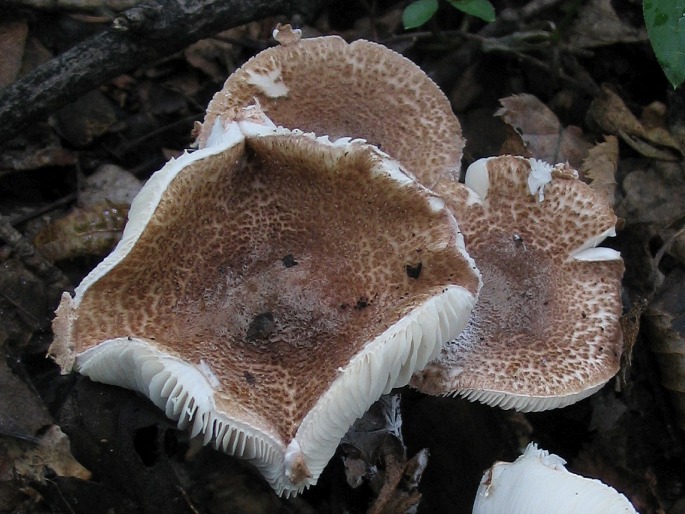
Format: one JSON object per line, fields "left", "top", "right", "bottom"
{"left": 49, "top": 25, "right": 626, "bottom": 500}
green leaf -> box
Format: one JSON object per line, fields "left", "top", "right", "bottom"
{"left": 402, "top": 0, "right": 439, "bottom": 29}
{"left": 643, "top": 0, "right": 685, "bottom": 88}
{"left": 447, "top": 0, "right": 496, "bottom": 22}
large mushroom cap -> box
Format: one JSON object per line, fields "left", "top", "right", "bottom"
{"left": 473, "top": 443, "right": 637, "bottom": 513}
{"left": 196, "top": 25, "right": 463, "bottom": 187}
{"left": 50, "top": 109, "right": 480, "bottom": 496}
{"left": 412, "top": 155, "right": 624, "bottom": 412}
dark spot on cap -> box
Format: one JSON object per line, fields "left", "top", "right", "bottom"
{"left": 247, "top": 312, "right": 275, "bottom": 341}
{"left": 406, "top": 262, "right": 423, "bottom": 279}
{"left": 244, "top": 371, "right": 256, "bottom": 385}
{"left": 282, "top": 254, "right": 298, "bottom": 268}
{"left": 355, "top": 297, "right": 369, "bottom": 310}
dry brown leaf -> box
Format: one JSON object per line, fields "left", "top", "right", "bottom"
{"left": 0, "top": 21, "right": 28, "bottom": 87}
{"left": 588, "top": 85, "right": 682, "bottom": 161}
{"left": 0, "top": 132, "right": 75, "bottom": 171}
{"left": 499, "top": 125, "right": 531, "bottom": 158}
{"left": 366, "top": 448, "right": 428, "bottom": 514}
{"left": 618, "top": 298, "right": 648, "bottom": 381}
{"left": 184, "top": 39, "right": 233, "bottom": 82}
{"left": 54, "top": 90, "right": 118, "bottom": 147}
{"left": 33, "top": 202, "right": 129, "bottom": 262}
{"left": 496, "top": 94, "right": 592, "bottom": 168}
{"left": 645, "top": 269, "right": 685, "bottom": 432}
{"left": 582, "top": 135, "right": 619, "bottom": 205}
{"left": 79, "top": 164, "right": 143, "bottom": 207}
{"left": 0, "top": 358, "right": 90, "bottom": 483}
{"left": 589, "top": 86, "right": 644, "bottom": 134}
{"left": 617, "top": 160, "right": 685, "bottom": 224}
{"left": 640, "top": 101, "right": 683, "bottom": 155}
{"left": 11, "top": 425, "right": 91, "bottom": 481}
{"left": 18, "top": 35, "right": 52, "bottom": 76}
{"left": 0, "top": 355, "right": 52, "bottom": 438}
{"left": 568, "top": 0, "right": 647, "bottom": 49}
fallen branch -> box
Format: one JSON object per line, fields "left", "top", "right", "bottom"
{"left": 0, "top": 0, "right": 327, "bottom": 142}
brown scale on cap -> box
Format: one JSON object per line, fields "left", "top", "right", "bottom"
{"left": 51, "top": 116, "right": 480, "bottom": 495}
{"left": 196, "top": 24, "right": 463, "bottom": 187}
{"left": 411, "top": 155, "right": 624, "bottom": 412}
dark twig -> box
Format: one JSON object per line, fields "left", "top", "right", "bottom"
{"left": 0, "top": 0, "right": 328, "bottom": 142}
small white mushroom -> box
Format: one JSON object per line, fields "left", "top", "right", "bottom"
{"left": 473, "top": 443, "right": 637, "bottom": 514}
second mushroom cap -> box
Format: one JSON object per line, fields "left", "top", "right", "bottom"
{"left": 196, "top": 25, "right": 464, "bottom": 187}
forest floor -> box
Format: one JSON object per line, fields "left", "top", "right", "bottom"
{"left": 1, "top": 0, "right": 684, "bottom": 513}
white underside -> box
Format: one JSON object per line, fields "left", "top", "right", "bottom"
{"left": 75, "top": 339, "right": 286, "bottom": 486}
{"left": 74, "top": 282, "right": 478, "bottom": 496}
{"left": 290, "top": 283, "right": 478, "bottom": 494}
{"left": 473, "top": 443, "right": 637, "bottom": 513}
{"left": 457, "top": 381, "right": 607, "bottom": 412}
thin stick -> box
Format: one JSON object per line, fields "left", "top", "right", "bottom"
{"left": 0, "top": 0, "right": 327, "bottom": 142}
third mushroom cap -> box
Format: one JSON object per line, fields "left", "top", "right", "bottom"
{"left": 412, "top": 155, "right": 625, "bottom": 412}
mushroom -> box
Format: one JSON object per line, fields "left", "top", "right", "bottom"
{"left": 195, "top": 24, "right": 463, "bottom": 187}
{"left": 49, "top": 107, "right": 481, "bottom": 496}
{"left": 473, "top": 443, "right": 637, "bottom": 513}
{"left": 412, "top": 155, "right": 624, "bottom": 411}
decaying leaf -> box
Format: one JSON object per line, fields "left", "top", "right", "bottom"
{"left": 568, "top": 0, "right": 647, "bottom": 49}
{"left": 618, "top": 298, "right": 648, "bottom": 381}
{"left": 33, "top": 202, "right": 129, "bottom": 262}
{"left": 496, "top": 94, "right": 592, "bottom": 168}
{"left": 184, "top": 38, "right": 234, "bottom": 82}
{"left": 9, "top": 425, "right": 91, "bottom": 481}
{"left": 0, "top": 128, "right": 75, "bottom": 172}
{"left": 641, "top": 101, "right": 681, "bottom": 154}
{"left": 340, "top": 395, "right": 428, "bottom": 513}
{"left": 668, "top": 221, "right": 685, "bottom": 269}
{"left": 78, "top": 164, "right": 143, "bottom": 207}
{"left": 54, "top": 90, "right": 118, "bottom": 147}
{"left": 644, "top": 268, "right": 685, "bottom": 432}
{"left": 366, "top": 448, "right": 428, "bottom": 514}
{"left": 588, "top": 85, "right": 682, "bottom": 161}
{"left": 0, "top": 20, "right": 29, "bottom": 87}
{"left": 582, "top": 135, "right": 619, "bottom": 205}
{"left": 0, "top": 259, "right": 53, "bottom": 348}
{"left": 0, "top": 356, "right": 52, "bottom": 440}
{"left": 33, "top": 165, "right": 141, "bottom": 262}
{"left": 617, "top": 160, "right": 685, "bottom": 225}
{"left": 342, "top": 395, "right": 404, "bottom": 489}
{"left": 0, "top": 357, "right": 90, "bottom": 485}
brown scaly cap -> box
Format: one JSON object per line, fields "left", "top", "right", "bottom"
{"left": 412, "top": 155, "right": 624, "bottom": 412}
{"left": 50, "top": 110, "right": 480, "bottom": 496}
{"left": 195, "top": 24, "right": 463, "bottom": 187}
